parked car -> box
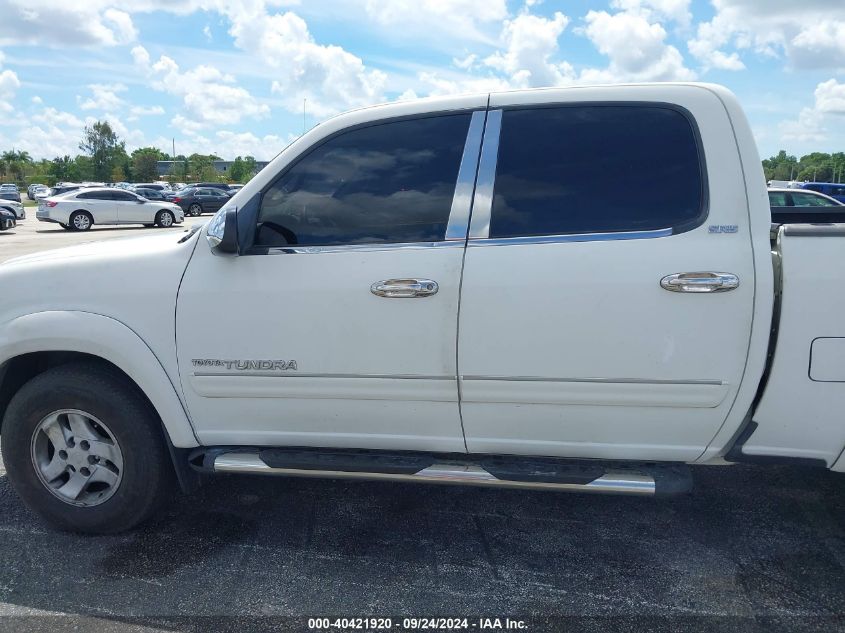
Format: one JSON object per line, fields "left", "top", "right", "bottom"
{"left": 27, "top": 184, "right": 46, "bottom": 200}
{"left": 133, "top": 183, "right": 170, "bottom": 194}
{"left": 134, "top": 188, "right": 168, "bottom": 202}
{"left": 170, "top": 187, "right": 231, "bottom": 216}
{"left": 48, "top": 184, "right": 83, "bottom": 197}
{"left": 36, "top": 187, "right": 184, "bottom": 230}
{"left": 32, "top": 185, "right": 49, "bottom": 200}
{"left": 228, "top": 184, "right": 244, "bottom": 193}
{"left": 190, "top": 182, "right": 232, "bottom": 191}
{"left": 0, "top": 207, "right": 15, "bottom": 231}
{"left": 768, "top": 188, "right": 845, "bottom": 223}
{"left": 5, "top": 84, "right": 845, "bottom": 534}
{"left": 0, "top": 198, "right": 24, "bottom": 220}
{"left": 0, "top": 184, "right": 21, "bottom": 203}
{"left": 797, "top": 182, "right": 845, "bottom": 203}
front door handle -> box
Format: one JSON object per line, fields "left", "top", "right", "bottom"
{"left": 660, "top": 272, "right": 739, "bottom": 293}
{"left": 371, "top": 279, "right": 439, "bottom": 298}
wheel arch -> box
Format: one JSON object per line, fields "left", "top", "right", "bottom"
{"left": 0, "top": 311, "right": 199, "bottom": 450}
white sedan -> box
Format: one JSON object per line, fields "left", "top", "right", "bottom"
{"left": 36, "top": 187, "right": 185, "bottom": 231}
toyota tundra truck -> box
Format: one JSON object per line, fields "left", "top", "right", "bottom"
{"left": 1, "top": 83, "right": 843, "bottom": 533}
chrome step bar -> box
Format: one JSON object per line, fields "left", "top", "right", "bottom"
{"left": 213, "top": 452, "right": 656, "bottom": 496}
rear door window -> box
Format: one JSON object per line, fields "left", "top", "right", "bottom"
{"left": 768, "top": 192, "right": 788, "bottom": 206}
{"left": 489, "top": 105, "right": 705, "bottom": 238}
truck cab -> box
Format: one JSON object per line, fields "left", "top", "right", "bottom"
{"left": 2, "top": 83, "right": 842, "bottom": 534}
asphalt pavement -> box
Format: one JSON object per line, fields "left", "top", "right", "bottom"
{"left": 0, "top": 450, "right": 844, "bottom": 632}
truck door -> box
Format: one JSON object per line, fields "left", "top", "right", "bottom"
{"left": 457, "top": 87, "right": 756, "bottom": 462}
{"left": 176, "top": 110, "right": 486, "bottom": 452}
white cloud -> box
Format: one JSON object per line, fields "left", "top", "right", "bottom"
{"left": 0, "top": 1, "right": 137, "bottom": 47}
{"left": 132, "top": 45, "right": 269, "bottom": 127}
{"left": 688, "top": 0, "right": 845, "bottom": 72}
{"left": 611, "top": 0, "right": 692, "bottom": 27}
{"left": 362, "top": 0, "right": 507, "bottom": 45}
{"left": 225, "top": 10, "right": 386, "bottom": 117}
{"left": 0, "top": 52, "right": 20, "bottom": 113}
{"left": 483, "top": 12, "right": 575, "bottom": 88}
{"left": 815, "top": 78, "right": 845, "bottom": 115}
{"left": 77, "top": 83, "right": 128, "bottom": 112}
{"left": 779, "top": 79, "right": 845, "bottom": 144}
{"left": 581, "top": 10, "right": 696, "bottom": 82}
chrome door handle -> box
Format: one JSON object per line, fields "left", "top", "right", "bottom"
{"left": 370, "top": 278, "right": 439, "bottom": 298}
{"left": 660, "top": 272, "right": 739, "bottom": 293}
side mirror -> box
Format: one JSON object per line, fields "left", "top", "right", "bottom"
{"left": 206, "top": 208, "right": 239, "bottom": 254}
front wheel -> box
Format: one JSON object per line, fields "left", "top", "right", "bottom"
{"left": 188, "top": 204, "right": 202, "bottom": 217}
{"left": 1, "top": 362, "right": 175, "bottom": 533}
{"left": 156, "top": 210, "right": 175, "bottom": 228}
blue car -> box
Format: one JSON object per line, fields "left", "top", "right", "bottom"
{"left": 798, "top": 182, "right": 845, "bottom": 203}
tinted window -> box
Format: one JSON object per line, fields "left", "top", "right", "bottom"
{"left": 77, "top": 191, "right": 111, "bottom": 200}
{"left": 255, "top": 114, "right": 471, "bottom": 247}
{"left": 489, "top": 106, "right": 704, "bottom": 238}
{"left": 791, "top": 192, "right": 837, "bottom": 207}
{"left": 768, "top": 192, "right": 787, "bottom": 207}
{"left": 112, "top": 190, "right": 139, "bottom": 201}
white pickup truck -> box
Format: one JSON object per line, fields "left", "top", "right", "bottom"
{"left": 1, "top": 83, "right": 843, "bottom": 533}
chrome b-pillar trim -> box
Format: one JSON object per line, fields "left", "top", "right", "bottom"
{"left": 467, "top": 109, "right": 502, "bottom": 240}
{"left": 445, "top": 110, "right": 487, "bottom": 241}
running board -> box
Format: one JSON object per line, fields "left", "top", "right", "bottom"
{"left": 199, "top": 449, "right": 692, "bottom": 497}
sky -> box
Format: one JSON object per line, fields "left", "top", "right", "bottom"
{"left": 0, "top": 0, "right": 843, "bottom": 161}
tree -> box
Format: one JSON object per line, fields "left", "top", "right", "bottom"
{"left": 79, "top": 121, "right": 126, "bottom": 181}
{"left": 1, "top": 149, "right": 33, "bottom": 182}
{"left": 131, "top": 148, "right": 163, "bottom": 182}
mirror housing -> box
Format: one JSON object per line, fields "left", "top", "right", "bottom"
{"left": 206, "top": 208, "right": 239, "bottom": 254}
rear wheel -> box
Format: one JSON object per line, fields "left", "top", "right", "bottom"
{"left": 1, "top": 362, "right": 175, "bottom": 533}
{"left": 155, "top": 210, "right": 175, "bottom": 228}
{"left": 188, "top": 204, "right": 202, "bottom": 217}
{"left": 69, "top": 211, "right": 93, "bottom": 231}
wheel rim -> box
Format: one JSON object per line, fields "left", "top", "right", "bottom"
{"left": 30, "top": 409, "right": 124, "bottom": 507}
{"left": 72, "top": 214, "right": 90, "bottom": 230}
{"left": 160, "top": 212, "right": 173, "bottom": 227}
{"left": 189, "top": 205, "right": 201, "bottom": 216}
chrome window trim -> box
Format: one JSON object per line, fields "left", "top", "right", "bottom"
{"left": 445, "top": 110, "right": 487, "bottom": 241}
{"left": 467, "top": 227, "right": 673, "bottom": 247}
{"left": 467, "top": 109, "right": 502, "bottom": 240}
{"left": 256, "top": 240, "right": 465, "bottom": 255}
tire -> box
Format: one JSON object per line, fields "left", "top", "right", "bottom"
{"left": 1, "top": 362, "right": 175, "bottom": 534}
{"left": 60, "top": 223, "right": 71, "bottom": 230}
{"left": 155, "top": 210, "right": 175, "bottom": 228}
{"left": 69, "top": 211, "right": 93, "bottom": 231}
{"left": 188, "top": 204, "right": 202, "bottom": 217}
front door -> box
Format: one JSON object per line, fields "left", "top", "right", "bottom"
{"left": 457, "top": 90, "right": 756, "bottom": 462}
{"left": 177, "top": 112, "right": 482, "bottom": 452}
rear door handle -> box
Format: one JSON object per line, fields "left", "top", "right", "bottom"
{"left": 660, "top": 272, "right": 739, "bottom": 293}
{"left": 371, "top": 279, "right": 439, "bottom": 298}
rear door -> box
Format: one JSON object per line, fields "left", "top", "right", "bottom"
{"left": 457, "top": 87, "right": 756, "bottom": 462}
{"left": 75, "top": 190, "right": 117, "bottom": 222}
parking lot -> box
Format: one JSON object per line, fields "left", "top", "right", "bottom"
{"left": 0, "top": 214, "right": 207, "bottom": 263}
{"left": 1, "top": 216, "right": 845, "bottom": 632}
{"left": 0, "top": 452, "right": 844, "bottom": 631}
